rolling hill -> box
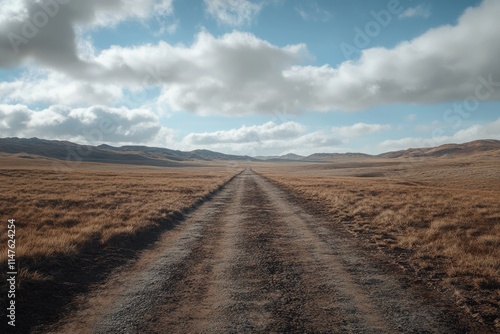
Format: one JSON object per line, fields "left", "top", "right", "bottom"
{"left": 1, "top": 137, "right": 499, "bottom": 166}
{"left": 379, "top": 139, "right": 500, "bottom": 158}
{"left": 0, "top": 137, "right": 256, "bottom": 167}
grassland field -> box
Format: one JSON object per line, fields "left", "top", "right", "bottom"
{"left": 0, "top": 154, "right": 499, "bottom": 330}
{"left": 0, "top": 157, "right": 239, "bottom": 286}
{"left": 254, "top": 156, "right": 500, "bottom": 328}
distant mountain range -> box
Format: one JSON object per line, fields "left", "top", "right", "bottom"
{"left": 0, "top": 137, "right": 499, "bottom": 167}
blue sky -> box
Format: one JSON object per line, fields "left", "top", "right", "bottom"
{"left": 1, "top": 0, "right": 499, "bottom": 155}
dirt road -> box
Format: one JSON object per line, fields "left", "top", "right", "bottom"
{"left": 49, "top": 168, "right": 472, "bottom": 333}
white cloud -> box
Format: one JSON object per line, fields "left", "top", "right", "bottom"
{"left": 112, "top": 31, "right": 310, "bottom": 115}
{"left": 1, "top": 31, "right": 309, "bottom": 113}
{"left": 405, "top": 114, "right": 417, "bottom": 122}
{"left": 103, "top": 0, "right": 500, "bottom": 115}
{"left": 287, "top": 0, "right": 500, "bottom": 111}
{"left": 204, "top": 0, "right": 262, "bottom": 26}
{"left": 0, "top": 70, "right": 123, "bottom": 106}
{"left": 182, "top": 121, "right": 342, "bottom": 156}
{"left": 399, "top": 5, "right": 431, "bottom": 19}
{"left": 0, "top": 104, "right": 174, "bottom": 146}
{"left": 154, "top": 0, "right": 175, "bottom": 16}
{"left": 0, "top": 104, "right": 344, "bottom": 155}
{"left": 379, "top": 118, "right": 500, "bottom": 151}
{"left": 1, "top": 0, "right": 500, "bottom": 117}
{"left": 332, "top": 123, "right": 391, "bottom": 138}
{"left": 0, "top": 0, "right": 27, "bottom": 23}
{"left": 185, "top": 121, "right": 306, "bottom": 144}
{"left": 295, "top": 2, "right": 332, "bottom": 22}
{"left": 451, "top": 118, "right": 500, "bottom": 142}
{"left": 0, "top": 0, "right": 174, "bottom": 69}
{"left": 165, "top": 20, "right": 179, "bottom": 35}
{"left": 379, "top": 136, "right": 439, "bottom": 151}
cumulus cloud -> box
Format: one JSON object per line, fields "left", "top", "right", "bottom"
{"left": 0, "top": 30, "right": 309, "bottom": 112}
{"left": 289, "top": 0, "right": 500, "bottom": 111}
{"left": 0, "top": 0, "right": 174, "bottom": 70}
{"left": 98, "top": 0, "right": 500, "bottom": 113}
{"left": 0, "top": 104, "right": 174, "bottom": 146}
{"left": 1, "top": 0, "right": 500, "bottom": 117}
{"left": 182, "top": 121, "right": 342, "bottom": 156}
{"left": 379, "top": 118, "right": 500, "bottom": 151}
{"left": 185, "top": 121, "right": 306, "bottom": 145}
{"left": 0, "top": 70, "right": 123, "bottom": 106}
{"left": 0, "top": 103, "right": 343, "bottom": 155}
{"left": 332, "top": 123, "right": 391, "bottom": 138}
{"left": 204, "top": 0, "right": 262, "bottom": 26}
{"left": 96, "top": 31, "right": 310, "bottom": 115}
{"left": 399, "top": 5, "right": 431, "bottom": 19}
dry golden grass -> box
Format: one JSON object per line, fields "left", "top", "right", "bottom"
{"left": 255, "top": 157, "right": 500, "bottom": 327}
{"left": 0, "top": 157, "right": 239, "bottom": 276}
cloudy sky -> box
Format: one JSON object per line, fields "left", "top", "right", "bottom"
{"left": 1, "top": 0, "right": 499, "bottom": 156}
